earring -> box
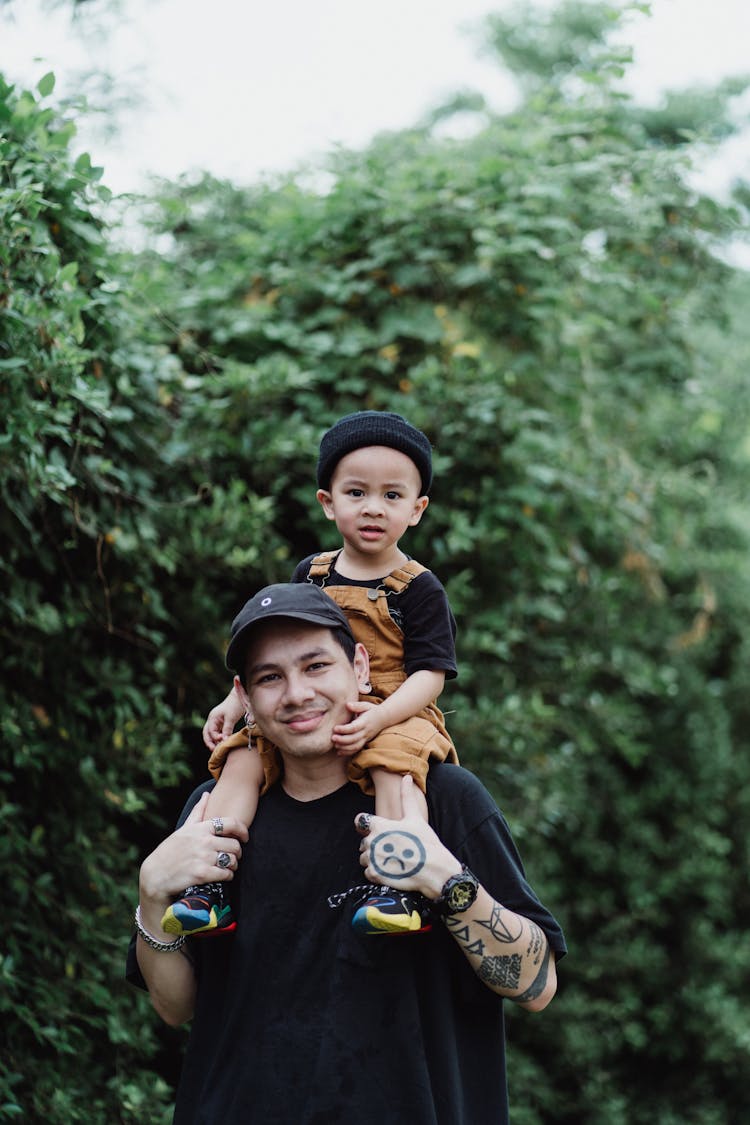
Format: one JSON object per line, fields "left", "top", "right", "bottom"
{"left": 245, "top": 711, "right": 255, "bottom": 728}
{"left": 360, "top": 682, "right": 372, "bottom": 695}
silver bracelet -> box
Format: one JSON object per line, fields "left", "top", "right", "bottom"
{"left": 134, "top": 905, "right": 186, "bottom": 952}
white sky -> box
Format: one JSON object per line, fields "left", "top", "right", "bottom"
{"left": 2, "top": 0, "right": 749, "bottom": 199}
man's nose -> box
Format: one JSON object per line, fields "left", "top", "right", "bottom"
{"left": 283, "top": 672, "right": 316, "bottom": 705}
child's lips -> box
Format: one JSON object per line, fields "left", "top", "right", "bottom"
{"left": 359, "top": 525, "right": 384, "bottom": 539}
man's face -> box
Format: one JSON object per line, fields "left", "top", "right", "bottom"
{"left": 239, "top": 620, "right": 367, "bottom": 759}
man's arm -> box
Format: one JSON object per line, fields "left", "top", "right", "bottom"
{"left": 441, "top": 891, "right": 557, "bottom": 1010}
{"left": 356, "top": 776, "right": 558, "bottom": 1011}
{"left": 135, "top": 792, "right": 247, "bottom": 1026}
{"left": 135, "top": 918, "right": 198, "bottom": 1028}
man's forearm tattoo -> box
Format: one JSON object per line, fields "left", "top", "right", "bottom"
{"left": 444, "top": 917, "right": 486, "bottom": 956}
{"left": 513, "top": 943, "right": 552, "bottom": 1003}
{"left": 448, "top": 908, "right": 551, "bottom": 999}
{"left": 478, "top": 953, "right": 522, "bottom": 990}
{"left": 477, "top": 902, "right": 523, "bottom": 944}
{"left": 526, "top": 921, "right": 545, "bottom": 964}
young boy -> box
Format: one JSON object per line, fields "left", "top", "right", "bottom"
{"left": 161, "top": 411, "right": 458, "bottom": 938}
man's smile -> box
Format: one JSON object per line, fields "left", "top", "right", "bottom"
{"left": 282, "top": 709, "right": 327, "bottom": 732}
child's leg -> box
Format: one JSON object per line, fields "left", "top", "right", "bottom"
{"left": 352, "top": 767, "right": 431, "bottom": 936}
{"left": 161, "top": 747, "right": 264, "bottom": 937}
{"left": 371, "top": 767, "right": 428, "bottom": 822}
{"left": 205, "top": 746, "right": 265, "bottom": 827}
{"left": 344, "top": 717, "right": 450, "bottom": 935}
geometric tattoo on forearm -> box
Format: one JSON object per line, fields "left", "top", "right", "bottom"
{"left": 449, "top": 907, "right": 551, "bottom": 999}
{"left": 444, "top": 917, "right": 486, "bottom": 956}
{"left": 476, "top": 902, "right": 523, "bottom": 944}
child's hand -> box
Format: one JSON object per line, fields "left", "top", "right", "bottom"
{"left": 332, "top": 700, "right": 386, "bottom": 756}
{"left": 202, "top": 688, "right": 246, "bottom": 751}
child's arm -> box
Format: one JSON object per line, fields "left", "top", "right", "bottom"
{"left": 332, "top": 669, "right": 445, "bottom": 755}
{"left": 202, "top": 685, "right": 247, "bottom": 751}
{"left": 204, "top": 746, "right": 266, "bottom": 824}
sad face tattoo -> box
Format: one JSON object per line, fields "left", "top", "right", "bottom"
{"left": 369, "top": 830, "right": 426, "bottom": 881}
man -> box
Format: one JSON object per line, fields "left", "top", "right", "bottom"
{"left": 128, "top": 583, "right": 566, "bottom": 1124}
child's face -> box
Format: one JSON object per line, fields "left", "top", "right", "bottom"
{"left": 317, "top": 445, "right": 428, "bottom": 561}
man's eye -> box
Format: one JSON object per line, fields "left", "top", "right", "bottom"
{"left": 255, "top": 673, "right": 279, "bottom": 685}
{"left": 307, "top": 661, "right": 330, "bottom": 672}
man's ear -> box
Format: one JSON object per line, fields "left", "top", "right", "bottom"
{"left": 353, "top": 642, "right": 370, "bottom": 692}
{"left": 316, "top": 488, "right": 336, "bottom": 520}
{"left": 234, "top": 674, "right": 253, "bottom": 724}
{"left": 408, "top": 495, "right": 429, "bottom": 527}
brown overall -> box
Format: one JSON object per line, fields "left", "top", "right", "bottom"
{"left": 207, "top": 552, "right": 458, "bottom": 796}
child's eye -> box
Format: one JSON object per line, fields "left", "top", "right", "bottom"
{"left": 385, "top": 491, "right": 402, "bottom": 500}
{"left": 347, "top": 488, "right": 364, "bottom": 498}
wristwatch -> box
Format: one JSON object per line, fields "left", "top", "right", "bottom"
{"left": 435, "top": 865, "right": 479, "bottom": 916}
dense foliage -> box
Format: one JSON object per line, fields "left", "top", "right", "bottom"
{"left": 2, "top": 2, "right": 749, "bottom": 1121}
{"left": 0, "top": 70, "right": 196, "bottom": 1121}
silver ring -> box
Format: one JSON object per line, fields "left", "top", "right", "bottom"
{"left": 216, "top": 851, "right": 231, "bottom": 869}
{"left": 211, "top": 817, "right": 224, "bottom": 836}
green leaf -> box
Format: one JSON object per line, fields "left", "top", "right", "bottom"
{"left": 36, "top": 72, "right": 55, "bottom": 98}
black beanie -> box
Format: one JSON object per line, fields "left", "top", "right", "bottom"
{"left": 316, "top": 411, "right": 433, "bottom": 494}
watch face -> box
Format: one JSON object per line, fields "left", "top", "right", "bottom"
{"left": 441, "top": 869, "right": 478, "bottom": 914}
{"left": 448, "top": 880, "right": 477, "bottom": 912}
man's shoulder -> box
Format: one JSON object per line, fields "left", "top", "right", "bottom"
{"left": 426, "top": 762, "right": 496, "bottom": 811}
{"left": 425, "top": 763, "right": 517, "bottom": 870}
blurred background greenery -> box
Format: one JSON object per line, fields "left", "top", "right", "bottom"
{"left": 1, "top": 1, "right": 749, "bottom": 1121}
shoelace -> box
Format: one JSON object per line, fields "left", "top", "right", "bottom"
{"left": 327, "top": 883, "right": 376, "bottom": 910}
{"left": 182, "top": 881, "right": 225, "bottom": 898}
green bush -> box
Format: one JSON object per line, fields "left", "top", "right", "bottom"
{"left": 2, "top": 2, "right": 749, "bottom": 1119}
{"left": 1, "top": 70, "right": 194, "bottom": 1123}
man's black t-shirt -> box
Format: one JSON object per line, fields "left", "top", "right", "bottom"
{"left": 127, "top": 764, "right": 566, "bottom": 1124}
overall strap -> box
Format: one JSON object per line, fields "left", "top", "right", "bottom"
{"left": 306, "top": 552, "right": 428, "bottom": 595}
{"left": 306, "top": 550, "right": 341, "bottom": 584}
{"left": 382, "top": 559, "right": 428, "bottom": 595}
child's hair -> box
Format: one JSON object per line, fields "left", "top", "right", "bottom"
{"left": 316, "top": 411, "right": 433, "bottom": 495}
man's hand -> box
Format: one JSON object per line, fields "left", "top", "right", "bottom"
{"left": 354, "top": 775, "right": 461, "bottom": 899}
{"left": 139, "top": 792, "right": 249, "bottom": 917}
{"left": 355, "top": 777, "right": 558, "bottom": 1010}
{"left": 135, "top": 793, "right": 251, "bottom": 1028}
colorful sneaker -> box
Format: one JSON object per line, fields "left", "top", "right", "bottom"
{"left": 161, "top": 882, "right": 236, "bottom": 937}
{"left": 352, "top": 889, "right": 432, "bottom": 935}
